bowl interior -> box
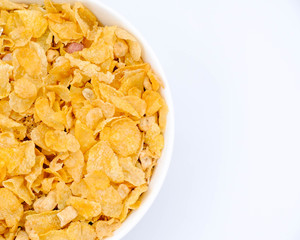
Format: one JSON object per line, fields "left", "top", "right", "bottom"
{"left": 10, "top": 0, "right": 175, "bottom": 239}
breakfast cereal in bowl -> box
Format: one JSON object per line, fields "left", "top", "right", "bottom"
{"left": 0, "top": 0, "right": 169, "bottom": 239}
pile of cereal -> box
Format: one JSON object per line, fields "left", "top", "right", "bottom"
{"left": 0, "top": 0, "right": 168, "bottom": 239}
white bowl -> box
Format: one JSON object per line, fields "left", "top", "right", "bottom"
{"left": 13, "top": 0, "right": 175, "bottom": 239}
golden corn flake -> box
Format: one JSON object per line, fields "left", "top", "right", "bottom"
{"left": 14, "top": 77, "right": 37, "bottom": 99}
{"left": 25, "top": 153, "right": 45, "bottom": 197}
{"left": 0, "top": 0, "right": 167, "bottom": 238}
{"left": 15, "top": 230, "right": 29, "bottom": 240}
{"left": 0, "top": 188, "right": 23, "bottom": 228}
{"left": 33, "top": 190, "right": 57, "bottom": 213}
{"left": 49, "top": 20, "right": 83, "bottom": 43}
{"left": 70, "top": 179, "right": 89, "bottom": 199}
{"left": 57, "top": 206, "right": 78, "bottom": 227}
{"left": 24, "top": 211, "right": 61, "bottom": 237}
{"left": 49, "top": 152, "right": 68, "bottom": 171}
{"left": 30, "top": 123, "right": 53, "bottom": 152}
{"left": 0, "top": 140, "right": 36, "bottom": 176}
{"left": 120, "top": 184, "right": 148, "bottom": 222}
{"left": 0, "top": 99, "right": 11, "bottom": 117}
{"left": 87, "top": 140, "right": 124, "bottom": 183}
{"left": 40, "top": 177, "right": 56, "bottom": 194}
{"left": 0, "top": 0, "right": 26, "bottom": 10}
{"left": 95, "top": 219, "right": 121, "bottom": 240}
{"left": 16, "top": 9, "right": 48, "bottom": 38}
{"left": 94, "top": 186, "right": 123, "bottom": 218}
{"left": 56, "top": 181, "right": 71, "bottom": 210}
{"left": 39, "top": 230, "right": 69, "bottom": 240}
{"left": 67, "top": 196, "right": 101, "bottom": 220}
{"left": 9, "top": 26, "right": 32, "bottom": 48}
{"left": 143, "top": 90, "right": 164, "bottom": 116}
{"left": 45, "top": 85, "right": 71, "bottom": 102}
{"left": 44, "top": 129, "right": 80, "bottom": 152}
{"left": 35, "top": 97, "right": 66, "bottom": 130}
{"left": 13, "top": 42, "right": 47, "bottom": 79}
{"left": 120, "top": 157, "right": 146, "bottom": 186}
{"left": 3, "top": 176, "right": 33, "bottom": 205}
{"left": 67, "top": 221, "right": 96, "bottom": 240}
{"left": 109, "top": 118, "right": 142, "bottom": 156}
{"left": 0, "top": 61, "right": 12, "bottom": 99}
{"left": 9, "top": 91, "right": 35, "bottom": 113}
{"left": 74, "top": 120, "right": 96, "bottom": 153}
{"left": 64, "top": 150, "right": 84, "bottom": 182}
{"left": 0, "top": 161, "right": 6, "bottom": 183}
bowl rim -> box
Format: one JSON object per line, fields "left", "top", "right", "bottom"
{"left": 10, "top": 0, "right": 175, "bottom": 239}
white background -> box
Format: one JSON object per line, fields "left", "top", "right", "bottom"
{"left": 101, "top": 0, "right": 300, "bottom": 239}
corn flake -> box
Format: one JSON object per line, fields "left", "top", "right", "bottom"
{"left": 49, "top": 20, "right": 83, "bottom": 43}
{"left": 39, "top": 230, "right": 69, "bottom": 240}
{"left": 108, "top": 118, "right": 142, "bottom": 156}
{"left": 0, "top": 0, "right": 26, "bottom": 10}
{"left": 45, "top": 129, "right": 80, "bottom": 152}
{"left": 3, "top": 176, "right": 32, "bottom": 205}
{"left": 0, "top": 61, "right": 12, "bottom": 99}
{"left": 64, "top": 150, "right": 84, "bottom": 182}
{"left": 56, "top": 181, "right": 71, "bottom": 210}
{"left": 24, "top": 211, "right": 61, "bottom": 237}
{"left": 0, "top": 188, "right": 23, "bottom": 228}
{"left": 35, "top": 97, "right": 66, "bottom": 130}
{"left": 120, "top": 157, "right": 146, "bottom": 186}
{"left": 16, "top": 10, "right": 48, "bottom": 38}
{"left": 87, "top": 141, "right": 124, "bottom": 183}
{"left": 95, "top": 219, "right": 121, "bottom": 240}
{"left": 14, "top": 77, "right": 37, "bottom": 99}
{"left": 57, "top": 206, "right": 78, "bottom": 227}
{"left": 33, "top": 190, "right": 57, "bottom": 213}
{"left": 94, "top": 186, "right": 123, "bottom": 218}
{"left": 74, "top": 120, "right": 96, "bottom": 153}
{"left": 67, "top": 221, "right": 96, "bottom": 240}
{"left": 13, "top": 42, "right": 47, "bottom": 79}
{"left": 67, "top": 196, "right": 101, "bottom": 220}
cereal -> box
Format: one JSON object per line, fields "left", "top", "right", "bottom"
{"left": 117, "top": 183, "right": 130, "bottom": 200}
{"left": 0, "top": 188, "right": 23, "bottom": 228}
{"left": 46, "top": 49, "right": 59, "bottom": 62}
{"left": 74, "top": 120, "right": 97, "bottom": 153}
{"left": 94, "top": 186, "right": 123, "bottom": 218}
{"left": 33, "top": 190, "right": 57, "bottom": 213}
{"left": 67, "top": 196, "right": 102, "bottom": 220}
{"left": 84, "top": 170, "right": 110, "bottom": 192}
{"left": 25, "top": 211, "right": 61, "bottom": 237}
{"left": 57, "top": 206, "right": 78, "bottom": 227}
{"left": 56, "top": 181, "right": 71, "bottom": 210}
{"left": 113, "top": 39, "right": 128, "bottom": 58}
{"left": 87, "top": 140, "right": 124, "bottom": 183}
{"left": 3, "top": 176, "right": 33, "bottom": 205}
{"left": 94, "top": 219, "right": 120, "bottom": 240}
{"left": 15, "top": 230, "right": 29, "bottom": 240}
{"left": 44, "top": 129, "right": 80, "bottom": 152}
{"left": 139, "top": 148, "right": 154, "bottom": 170}
{"left": 108, "top": 118, "right": 142, "bottom": 156}
{"left": 39, "top": 230, "right": 68, "bottom": 240}
{"left": 120, "top": 157, "right": 146, "bottom": 186}
{"left": 67, "top": 221, "right": 96, "bottom": 240}
{"left": 16, "top": 10, "right": 48, "bottom": 38}
{"left": 14, "top": 77, "right": 37, "bottom": 99}
{"left": 0, "top": 0, "right": 167, "bottom": 238}
{"left": 0, "top": 61, "right": 12, "bottom": 99}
